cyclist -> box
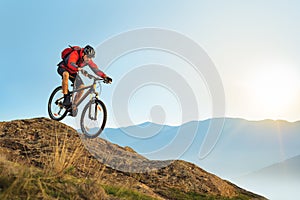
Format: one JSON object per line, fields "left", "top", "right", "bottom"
{"left": 57, "top": 45, "right": 112, "bottom": 116}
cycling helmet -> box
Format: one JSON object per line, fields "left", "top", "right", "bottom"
{"left": 83, "top": 45, "right": 95, "bottom": 58}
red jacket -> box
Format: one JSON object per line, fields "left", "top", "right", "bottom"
{"left": 61, "top": 48, "right": 106, "bottom": 78}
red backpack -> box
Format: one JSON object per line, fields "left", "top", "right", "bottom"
{"left": 61, "top": 45, "right": 81, "bottom": 60}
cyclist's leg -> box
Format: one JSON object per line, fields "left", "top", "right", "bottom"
{"left": 69, "top": 75, "right": 83, "bottom": 117}
{"left": 73, "top": 75, "right": 84, "bottom": 106}
{"left": 57, "top": 67, "right": 69, "bottom": 95}
{"left": 57, "top": 67, "right": 73, "bottom": 107}
{"left": 62, "top": 72, "right": 70, "bottom": 95}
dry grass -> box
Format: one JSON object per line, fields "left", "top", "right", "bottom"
{"left": 0, "top": 130, "right": 110, "bottom": 199}
{"left": 0, "top": 126, "right": 160, "bottom": 200}
{"left": 47, "top": 131, "right": 85, "bottom": 175}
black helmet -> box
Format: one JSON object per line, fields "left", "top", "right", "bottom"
{"left": 83, "top": 45, "right": 95, "bottom": 58}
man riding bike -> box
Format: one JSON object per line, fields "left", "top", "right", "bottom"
{"left": 57, "top": 45, "right": 112, "bottom": 116}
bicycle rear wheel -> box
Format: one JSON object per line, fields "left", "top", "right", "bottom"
{"left": 80, "top": 99, "right": 107, "bottom": 138}
{"left": 48, "top": 86, "right": 69, "bottom": 121}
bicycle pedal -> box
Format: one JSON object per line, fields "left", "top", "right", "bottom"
{"left": 58, "top": 101, "right": 64, "bottom": 108}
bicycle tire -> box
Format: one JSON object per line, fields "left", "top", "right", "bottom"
{"left": 80, "top": 99, "right": 107, "bottom": 138}
{"left": 48, "top": 86, "right": 69, "bottom": 121}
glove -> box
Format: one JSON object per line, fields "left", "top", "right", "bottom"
{"left": 103, "top": 76, "right": 112, "bottom": 84}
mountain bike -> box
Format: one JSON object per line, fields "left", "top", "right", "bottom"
{"left": 48, "top": 70, "right": 109, "bottom": 138}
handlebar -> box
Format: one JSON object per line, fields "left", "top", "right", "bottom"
{"left": 81, "top": 69, "right": 103, "bottom": 81}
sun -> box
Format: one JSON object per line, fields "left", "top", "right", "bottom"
{"left": 249, "top": 65, "right": 298, "bottom": 119}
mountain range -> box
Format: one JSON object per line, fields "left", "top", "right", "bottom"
{"left": 101, "top": 118, "right": 300, "bottom": 199}
{"left": 102, "top": 118, "right": 300, "bottom": 176}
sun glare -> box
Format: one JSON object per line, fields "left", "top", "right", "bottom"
{"left": 249, "top": 65, "right": 299, "bottom": 119}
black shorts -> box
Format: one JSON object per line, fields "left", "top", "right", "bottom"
{"left": 57, "top": 67, "right": 83, "bottom": 88}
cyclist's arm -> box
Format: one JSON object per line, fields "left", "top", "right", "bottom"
{"left": 67, "top": 51, "right": 80, "bottom": 72}
{"left": 88, "top": 60, "right": 106, "bottom": 78}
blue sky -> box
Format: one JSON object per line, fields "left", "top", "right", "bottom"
{"left": 1, "top": 0, "right": 300, "bottom": 127}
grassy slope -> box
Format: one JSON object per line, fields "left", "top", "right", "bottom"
{"left": 0, "top": 118, "right": 266, "bottom": 200}
{"left": 0, "top": 155, "right": 159, "bottom": 200}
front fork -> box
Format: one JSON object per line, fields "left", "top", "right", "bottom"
{"left": 89, "top": 85, "right": 100, "bottom": 120}
{"left": 88, "top": 94, "right": 100, "bottom": 120}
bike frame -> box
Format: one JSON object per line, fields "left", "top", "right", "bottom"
{"left": 69, "top": 79, "right": 100, "bottom": 108}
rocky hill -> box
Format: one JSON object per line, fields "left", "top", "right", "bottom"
{"left": 0, "top": 118, "right": 266, "bottom": 200}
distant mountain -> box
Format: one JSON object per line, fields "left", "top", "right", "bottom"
{"left": 0, "top": 118, "right": 266, "bottom": 200}
{"left": 102, "top": 118, "right": 300, "bottom": 180}
{"left": 243, "top": 155, "right": 300, "bottom": 181}
{"left": 235, "top": 155, "right": 300, "bottom": 200}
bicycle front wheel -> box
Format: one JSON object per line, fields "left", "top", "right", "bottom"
{"left": 80, "top": 99, "right": 107, "bottom": 138}
{"left": 48, "top": 86, "right": 69, "bottom": 121}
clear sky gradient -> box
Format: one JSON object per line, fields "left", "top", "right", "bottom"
{"left": 1, "top": 0, "right": 300, "bottom": 127}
